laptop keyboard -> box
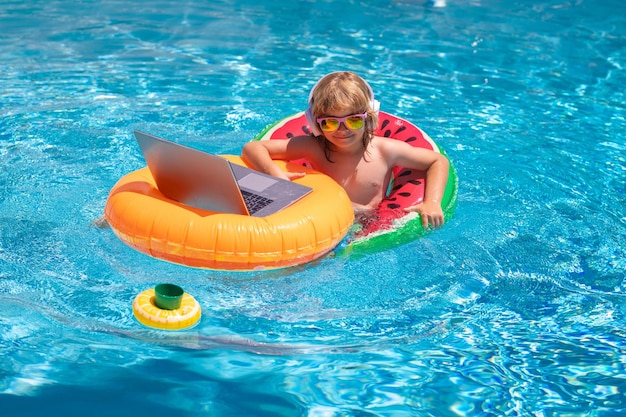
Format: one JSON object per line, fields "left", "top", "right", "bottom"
{"left": 241, "top": 190, "right": 274, "bottom": 214}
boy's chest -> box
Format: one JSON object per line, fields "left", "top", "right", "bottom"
{"left": 318, "top": 153, "right": 391, "bottom": 204}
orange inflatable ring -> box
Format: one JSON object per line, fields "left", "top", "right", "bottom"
{"left": 104, "top": 156, "right": 354, "bottom": 270}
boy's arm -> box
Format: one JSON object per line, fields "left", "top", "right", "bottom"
{"left": 383, "top": 139, "right": 450, "bottom": 228}
{"left": 242, "top": 138, "right": 308, "bottom": 181}
{"left": 409, "top": 154, "right": 449, "bottom": 228}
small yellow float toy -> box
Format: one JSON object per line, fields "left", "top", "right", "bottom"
{"left": 133, "top": 283, "right": 201, "bottom": 330}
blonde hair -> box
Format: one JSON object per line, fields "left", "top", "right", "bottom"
{"left": 309, "top": 72, "right": 378, "bottom": 159}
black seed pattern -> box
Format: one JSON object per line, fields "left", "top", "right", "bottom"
{"left": 395, "top": 126, "right": 406, "bottom": 136}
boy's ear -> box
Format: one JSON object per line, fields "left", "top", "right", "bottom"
{"left": 305, "top": 107, "right": 323, "bottom": 136}
{"left": 371, "top": 99, "right": 381, "bottom": 114}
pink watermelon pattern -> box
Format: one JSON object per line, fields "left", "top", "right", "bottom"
{"left": 257, "top": 111, "right": 438, "bottom": 238}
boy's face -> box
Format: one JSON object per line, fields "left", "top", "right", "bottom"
{"left": 320, "top": 107, "right": 367, "bottom": 150}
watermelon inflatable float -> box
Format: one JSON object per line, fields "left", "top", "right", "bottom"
{"left": 251, "top": 111, "right": 458, "bottom": 255}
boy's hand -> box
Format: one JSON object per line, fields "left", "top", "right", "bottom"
{"left": 286, "top": 171, "right": 306, "bottom": 181}
{"left": 404, "top": 201, "right": 445, "bottom": 229}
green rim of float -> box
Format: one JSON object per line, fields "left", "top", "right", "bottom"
{"left": 252, "top": 112, "right": 458, "bottom": 256}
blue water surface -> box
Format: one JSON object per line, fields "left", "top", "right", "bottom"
{"left": 1, "top": 0, "right": 625, "bottom": 416}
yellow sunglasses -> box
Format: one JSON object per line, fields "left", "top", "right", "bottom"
{"left": 316, "top": 113, "right": 368, "bottom": 132}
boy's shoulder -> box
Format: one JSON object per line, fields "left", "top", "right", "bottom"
{"left": 371, "top": 135, "right": 413, "bottom": 158}
{"left": 372, "top": 135, "right": 405, "bottom": 148}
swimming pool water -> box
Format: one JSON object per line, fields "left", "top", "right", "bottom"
{"left": 1, "top": 0, "right": 625, "bottom": 415}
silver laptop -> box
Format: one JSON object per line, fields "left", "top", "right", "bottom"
{"left": 134, "top": 131, "right": 312, "bottom": 217}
